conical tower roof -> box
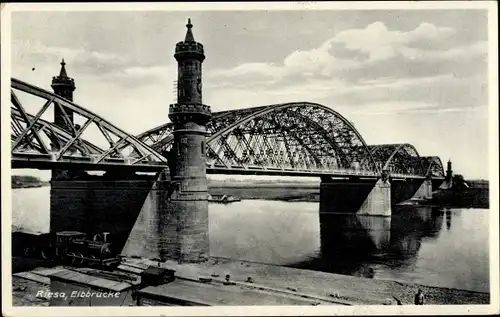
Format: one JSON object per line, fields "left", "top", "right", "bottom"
{"left": 184, "top": 18, "right": 195, "bottom": 42}
{"left": 174, "top": 18, "right": 205, "bottom": 62}
{"left": 51, "top": 58, "right": 75, "bottom": 92}
{"left": 59, "top": 58, "right": 68, "bottom": 77}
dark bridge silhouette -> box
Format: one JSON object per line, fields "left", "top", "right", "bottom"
{"left": 11, "top": 78, "right": 444, "bottom": 180}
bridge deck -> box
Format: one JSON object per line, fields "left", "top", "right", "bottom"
{"left": 12, "top": 154, "right": 166, "bottom": 172}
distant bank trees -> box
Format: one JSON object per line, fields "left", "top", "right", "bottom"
{"left": 454, "top": 174, "right": 489, "bottom": 190}
{"left": 11, "top": 175, "right": 47, "bottom": 188}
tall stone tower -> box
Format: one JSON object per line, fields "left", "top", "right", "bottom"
{"left": 51, "top": 59, "right": 76, "bottom": 180}
{"left": 165, "top": 18, "right": 212, "bottom": 262}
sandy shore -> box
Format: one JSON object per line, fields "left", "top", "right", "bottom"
{"left": 121, "top": 257, "right": 490, "bottom": 305}
{"left": 11, "top": 255, "right": 489, "bottom": 307}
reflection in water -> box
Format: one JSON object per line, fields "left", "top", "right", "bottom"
{"left": 446, "top": 208, "right": 452, "bottom": 231}
{"left": 296, "top": 206, "right": 446, "bottom": 278}
{"left": 12, "top": 189, "right": 489, "bottom": 293}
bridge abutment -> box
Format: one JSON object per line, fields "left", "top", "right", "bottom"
{"left": 50, "top": 171, "right": 162, "bottom": 256}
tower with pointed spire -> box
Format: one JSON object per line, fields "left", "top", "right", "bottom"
{"left": 164, "top": 19, "right": 212, "bottom": 262}
{"left": 51, "top": 59, "right": 76, "bottom": 131}
{"left": 173, "top": 18, "right": 206, "bottom": 105}
{"left": 446, "top": 159, "right": 453, "bottom": 182}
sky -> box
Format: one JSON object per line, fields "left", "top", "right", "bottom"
{"left": 9, "top": 8, "right": 492, "bottom": 180}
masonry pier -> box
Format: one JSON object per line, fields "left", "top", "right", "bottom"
{"left": 50, "top": 171, "right": 163, "bottom": 255}
{"left": 413, "top": 177, "right": 433, "bottom": 200}
{"left": 319, "top": 172, "right": 391, "bottom": 217}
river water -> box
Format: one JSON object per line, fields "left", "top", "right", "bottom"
{"left": 12, "top": 187, "right": 489, "bottom": 293}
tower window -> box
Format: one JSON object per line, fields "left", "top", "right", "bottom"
{"left": 201, "top": 141, "right": 205, "bottom": 157}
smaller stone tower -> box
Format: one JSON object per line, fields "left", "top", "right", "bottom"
{"left": 51, "top": 59, "right": 76, "bottom": 180}
{"left": 164, "top": 19, "right": 212, "bottom": 262}
{"left": 439, "top": 159, "right": 454, "bottom": 189}
{"left": 51, "top": 59, "right": 76, "bottom": 131}
{"left": 446, "top": 160, "right": 453, "bottom": 183}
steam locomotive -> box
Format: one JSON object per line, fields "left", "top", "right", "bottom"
{"left": 20, "top": 231, "right": 121, "bottom": 269}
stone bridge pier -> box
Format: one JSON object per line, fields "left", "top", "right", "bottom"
{"left": 413, "top": 175, "right": 433, "bottom": 200}
{"left": 318, "top": 172, "right": 392, "bottom": 262}
{"left": 319, "top": 171, "right": 391, "bottom": 217}
{"left": 50, "top": 169, "right": 171, "bottom": 259}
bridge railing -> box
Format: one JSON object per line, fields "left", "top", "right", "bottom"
{"left": 207, "top": 163, "right": 432, "bottom": 178}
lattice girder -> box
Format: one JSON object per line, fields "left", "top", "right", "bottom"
{"left": 11, "top": 78, "right": 168, "bottom": 170}
{"left": 206, "top": 102, "right": 379, "bottom": 173}
{"left": 12, "top": 108, "right": 103, "bottom": 156}
{"left": 421, "top": 156, "right": 446, "bottom": 178}
{"left": 136, "top": 102, "right": 444, "bottom": 178}
{"left": 134, "top": 107, "right": 270, "bottom": 154}
{"left": 368, "top": 143, "right": 427, "bottom": 177}
{"left": 135, "top": 122, "right": 175, "bottom": 153}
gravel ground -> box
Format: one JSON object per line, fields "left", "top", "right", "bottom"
{"left": 125, "top": 257, "right": 490, "bottom": 305}
{"left": 11, "top": 256, "right": 489, "bottom": 307}
{"left": 12, "top": 277, "right": 50, "bottom": 307}
{"left": 205, "top": 258, "right": 490, "bottom": 305}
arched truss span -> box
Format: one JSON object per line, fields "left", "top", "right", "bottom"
{"left": 136, "top": 122, "right": 174, "bottom": 152}
{"left": 139, "top": 103, "right": 380, "bottom": 173}
{"left": 11, "top": 78, "right": 168, "bottom": 171}
{"left": 137, "top": 104, "right": 442, "bottom": 177}
{"left": 205, "top": 102, "right": 379, "bottom": 173}
{"left": 367, "top": 143, "right": 427, "bottom": 177}
{"left": 135, "top": 106, "right": 272, "bottom": 154}
{"left": 421, "top": 156, "right": 445, "bottom": 178}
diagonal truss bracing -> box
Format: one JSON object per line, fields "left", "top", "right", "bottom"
{"left": 11, "top": 78, "right": 168, "bottom": 171}
{"left": 367, "top": 143, "right": 428, "bottom": 177}
{"left": 138, "top": 102, "right": 383, "bottom": 176}
{"left": 420, "top": 156, "right": 446, "bottom": 178}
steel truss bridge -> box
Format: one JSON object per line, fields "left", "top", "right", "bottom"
{"left": 11, "top": 78, "right": 445, "bottom": 180}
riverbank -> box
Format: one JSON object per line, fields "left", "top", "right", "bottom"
{"left": 139, "top": 257, "right": 490, "bottom": 305}
{"left": 12, "top": 183, "right": 49, "bottom": 189}
{"left": 208, "top": 183, "right": 490, "bottom": 207}
{"left": 11, "top": 175, "right": 49, "bottom": 189}
{"left": 431, "top": 187, "right": 489, "bottom": 208}
{"left": 12, "top": 256, "right": 489, "bottom": 306}
{"left": 208, "top": 183, "right": 320, "bottom": 202}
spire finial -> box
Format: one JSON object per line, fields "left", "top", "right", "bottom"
{"left": 59, "top": 58, "right": 68, "bottom": 77}
{"left": 184, "top": 18, "right": 195, "bottom": 42}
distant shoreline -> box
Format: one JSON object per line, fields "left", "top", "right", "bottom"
{"left": 208, "top": 183, "right": 490, "bottom": 208}
{"left": 12, "top": 183, "right": 49, "bottom": 189}
{"left": 11, "top": 175, "right": 49, "bottom": 189}
{"left": 11, "top": 178, "right": 489, "bottom": 208}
